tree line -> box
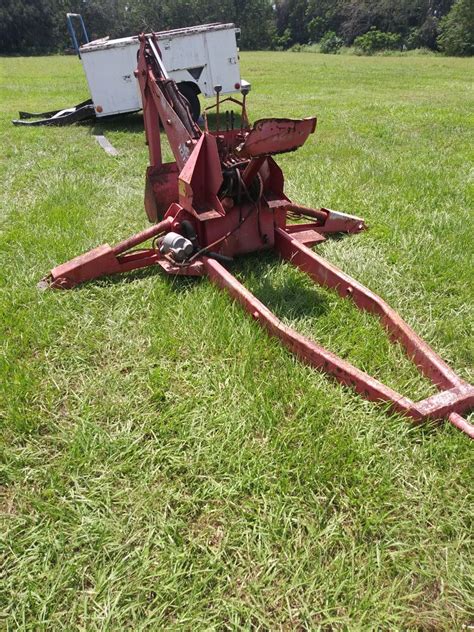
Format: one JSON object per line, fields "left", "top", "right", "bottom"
{"left": 0, "top": 0, "right": 472, "bottom": 56}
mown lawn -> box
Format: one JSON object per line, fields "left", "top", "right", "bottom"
{"left": 1, "top": 52, "right": 473, "bottom": 629}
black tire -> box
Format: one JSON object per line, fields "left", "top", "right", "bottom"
{"left": 177, "top": 83, "right": 201, "bottom": 122}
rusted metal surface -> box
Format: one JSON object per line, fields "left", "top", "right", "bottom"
{"left": 448, "top": 413, "right": 474, "bottom": 439}
{"left": 205, "top": 251, "right": 474, "bottom": 430}
{"left": 145, "top": 163, "right": 179, "bottom": 222}
{"left": 238, "top": 118, "right": 317, "bottom": 158}
{"left": 274, "top": 228, "right": 465, "bottom": 391}
{"left": 43, "top": 217, "right": 173, "bottom": 288}
{"left": 42, "top": 31, "right": 473, "bottom": 438}
{"left": 204, "top": 256, "right": 415, "bottom": 416}
{"left": 286, "top": 204, "right": 366, "bottom": 234}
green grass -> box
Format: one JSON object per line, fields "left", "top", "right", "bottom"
{"left": 1, "top": 52, "right": 473, "bottom": 629}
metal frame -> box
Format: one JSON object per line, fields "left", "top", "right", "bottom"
{"left": 66, "top": 13, "right": 90, "bottom": 56}
{"left": 42, "top": 33, "right": 474, "bottom": 439}
{"left": 12, "top": 100, "right": 95, "bottom": 127}
{"left": 205, "top": 231, "right": 474, "bottom": 436}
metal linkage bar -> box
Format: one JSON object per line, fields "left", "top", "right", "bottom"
{"left": 42, "top": 218, "right": 173, "bottom": 289}
{"left": 204, "top": 256, "right": 416, "bottom": 415}
{"left": 203, "top": 232, "right": 474, "bottom": 438}
{"left": 275, "top": 229, "right": 465, "bottom": 390}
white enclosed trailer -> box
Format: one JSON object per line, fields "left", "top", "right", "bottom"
{"left": 80, "top": 23, "right": 247, "bottom": 120}
{"left": 13, "top": 17, "right": 249, "bottom": 126}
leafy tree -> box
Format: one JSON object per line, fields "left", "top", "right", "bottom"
{"left": 319, "top": 30, "right": 344, "bottom": 53}
{"left": 354, "top": 27, "right": 402, "bottom": 54}
{"left": 437, "top": 0, "right": 474, "bottom": 55}
{"left": 274, "top": 0, "right": 344, "bottom": 46}
{"left": 0, "top": 0, "right": 471, "bottom": 55}
{"left": 282, "top": 0, "right": 310, "bottom": 45}
{"left": 0, "top": 0, "right": 59, "bottom": 54}
{"left": 232, "top": 0, "right": 275, "bottom": 49}
{"left": 272, "top": 28, "right": 292, "bottom": 50}
{"left": 341, "top": 0, "right": 432, "bottom": 44}
{"left": 307, "top": 16, "right": 327, "bottom": 42}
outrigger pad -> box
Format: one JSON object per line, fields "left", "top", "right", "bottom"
{"left": 238, "top": 117, "right": 317, "bottom": 158}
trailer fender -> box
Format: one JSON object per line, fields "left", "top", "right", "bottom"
{"left": 177, "top": 82, "right": 201, "bottom": 121}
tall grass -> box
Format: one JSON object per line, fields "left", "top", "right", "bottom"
{"left": 1, "top": 52, "right": 473, "bottom": 629}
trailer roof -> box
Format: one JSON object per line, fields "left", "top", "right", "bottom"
{"left": 80, "top": 23, "right": 237, "bottom": 53}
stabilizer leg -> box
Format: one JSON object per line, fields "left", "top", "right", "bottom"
{"left": 42, "top": 218, "right": 173, "bottom": 289}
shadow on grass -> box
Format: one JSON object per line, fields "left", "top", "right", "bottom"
{"left": 237, "top": 252, "right": 330, "bottom": 320}
{"left": 82, "top": 107, "right": 245, "bottom": 136}
{"left": 91, "top": 264, "right": 201, "bottom": 294}
{"left": 88, "top": 249, "right": 330, "bottom": 319}
{"left": 87, "top": 112, "right": 145, "bottom": 135}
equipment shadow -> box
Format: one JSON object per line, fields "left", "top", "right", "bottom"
{"left": 90, "top": 248, "right": 330, "bottom": 321}
{"left": 235, "top": 251, "right": 330, "bottom": 321}
{"left": 81, "top": 112, "right": 145, "bottom": 135}
{"left": 84, "top": 108, "right": 244, "bottom": 136}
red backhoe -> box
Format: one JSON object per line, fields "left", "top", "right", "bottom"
{"left": 41, "top": 33, "right": 474, "bottom": 438}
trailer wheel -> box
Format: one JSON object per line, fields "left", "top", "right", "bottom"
{"left": 177, "top": 83, "right": 201, "bottom": 122}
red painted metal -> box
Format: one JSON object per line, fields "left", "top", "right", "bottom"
{"left": 238, "top": 118, "right": 317, "bottom": 158}
{"left": 46, "top": 217, "right": 173, "bottom": 288}
{"left": 274, "top": 229, "right": 465, "bottom": 391}
{"left": 203, "top": 256, "right": 474, "bottom": 429}
{"left": 41, "top": 32, "right": 473, "bottom": 438}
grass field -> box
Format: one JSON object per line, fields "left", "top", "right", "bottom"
{"left": 1, "top": 52, "right": 473, "bottom": 629}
